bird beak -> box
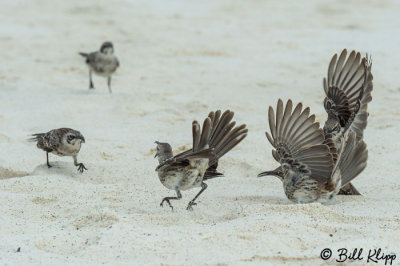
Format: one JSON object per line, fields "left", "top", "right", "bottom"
{"left": 258, "top": 167, "right": 284, "bottom": 181}
{"left": 257, "top": 171, "right": 276, "bottom": 177}
{"left": 77, "top": 136, "right": 85, "bottom": 143}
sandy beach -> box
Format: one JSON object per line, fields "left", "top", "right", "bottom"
{"left": 1, "top": 0, "right": 400, "bottom": 265}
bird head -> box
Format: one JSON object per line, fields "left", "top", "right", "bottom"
{"left": 62, "top": 129, "right": 85, "bottom": 148}
{"left": 100, "top": 42, "right": 114, "bottom": 55}
{"left": 154, "top": 141, "right": 173, "bottom": 164}
{"left": 323, "top": 98, "right": 342, "bottom": 135}
{"left": 323, "top": 118, "right": 341, "bottom": 135}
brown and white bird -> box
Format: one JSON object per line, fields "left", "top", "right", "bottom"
{"left": 155, "top": 110, "right": 248, "bottom": 210}
{"left": 322, "top": 49, "right": 373, "bottom": 195}
{"left": 258, "top": 99, "right": 368, "bottom": 203}
{"left": 79, "top": 41, "right": 119, "bottom": 93}
{"left": 29, "top": 128, "right": 87, "bottom": 173}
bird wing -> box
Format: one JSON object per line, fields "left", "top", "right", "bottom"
{"left": 29, "top": 129, "right": 62, "bottom": 152}
{"left": 346, "top": 57, "right": 373, "bottom": 141}
{"left": 323, "top": 49, "right": 373, "bottom": 133}
{"left": 155, "top": 148, "right": 215, "bottom": 171}
{"left": 155, "top": 159, "right": 190, "bottom": 172}
{"left": 333, "top": 131, "right": 368, "bottom": 188}
{"left": 323, "top": 133, "right": 338, "bottom": 163}
{"left": 266, "top": 99, "right": 334, "bottom": 183}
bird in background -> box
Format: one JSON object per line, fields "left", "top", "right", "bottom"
{"left": 258, "top": 99, "right": 368, "bottom": 203}
{"left": 155, "top": 110, "right": 248, "bottom": 210}
{"left": 79, "top": 41, "right": 119, "bottom": 93}
{"left": 29, "top": 128, "right": 87, "bottom": 173}
{"left": 322, "top": 49, "right": 373, "bottom": 195}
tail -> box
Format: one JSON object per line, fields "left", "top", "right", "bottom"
{"left": 79, "top": 52, "right": 89, "bottom": 58}
{"left": 333, "top": 131, "right": 368, "bottom": 193}
{"left": 206, "top": 110, "right": 248, "bottom": 166}
{"left": 28, "top": 133, "right": 45, "bottom": 142}
{"left": 191, "top": 110, "right": 247, "bottom": 178}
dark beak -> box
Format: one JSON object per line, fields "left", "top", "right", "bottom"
{"left": 77, "top": 136, "right": 85, "bottom": 143}
{"left": 258, "top": 167, "right": 284, "bottom": 181}
{"left": 257, "top": 171, "right": 276, "bottom": 177}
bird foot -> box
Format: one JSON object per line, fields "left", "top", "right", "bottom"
{"left": 186, "top": 201, "right": 197, "bottom": 211}
{"left": 160, "top": 198, "right": 174, "bottom": 211}
{"left": 76, "top": 163, "right": 87, "bottom": 173}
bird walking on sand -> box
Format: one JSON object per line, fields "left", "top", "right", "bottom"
{"left": 322, "top": 49, "right": 373, "bottom": 195}
{"left": 79, "top": 41, "right": 119, "bottom": 93}
{"left": 155, "top": 110, "right": 248, "bottom": 210}
{"left": 29, "top": 128, "right": 87, "bottom": 173}
{"left": 258, "top": 99, "right": 368, "bottom": 203}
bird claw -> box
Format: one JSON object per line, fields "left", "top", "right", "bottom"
{"left": 77, "top": 163, "right": 87, "bottom": 173}
{"left": 186, "top": 201, "right": 197, "bottom": 211}
{"left": 160, "top": 199, "right": 174, "bottom": 211}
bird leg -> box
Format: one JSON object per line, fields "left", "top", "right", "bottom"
{"left": 107, "top": 76, "right": 112, "bottom": 93}
{"left": 73, "top": 155, "right": 87, "bottom": 173}
{"left": 89, "top": 69, "right": 94, "bottom": 89}
{"left": 160, "top": 190, "right": 182, "bottom": 211}
{"left": 46, "top": 152, "right": 52, "bottom": 168}
{"left": 186, "top": 182, "right": 207, "bottom": 211}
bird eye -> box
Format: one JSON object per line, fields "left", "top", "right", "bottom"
{"left": 68, "top": 135, "right": 74, "bottom": 140}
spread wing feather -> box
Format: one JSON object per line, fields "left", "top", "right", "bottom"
{"left": 265, "top": 99, "right": 334, "bottom": 182}
{"left": 323, "top": 49, "right": 373, "bottom": 139}
{"left": 347, "top": 57, "right": 373, "bottom": 141}
{"left": 336, "top": 132, "right": 368, "bottom": 186}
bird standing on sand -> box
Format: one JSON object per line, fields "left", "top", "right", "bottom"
{"left": 322, "top": 49, "right": 373, "bottom": 195}
{"left": 258, "top": 99, "right": 368, "bottom": 203}
{"left": 155, "top": 110, "right": 248, "bottom": 210}
{"left": 79, "top": 42, "right": 119, "bottom": 93}
{"left": 29, "top": 128, "right": 87, "bottom": 173}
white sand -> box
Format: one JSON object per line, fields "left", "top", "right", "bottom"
{"left": 1, "top": 0, "right": 399, "bottom": 265}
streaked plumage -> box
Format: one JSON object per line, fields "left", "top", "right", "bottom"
{"left": 155, "top": 110, "right": 248, "bottom": 210}
{"left": 322, "top": 49, "right": 373, "bottom": 194}
{"left": 79, "top": 41, "right": 119, "bottom": 93}
{"left": 29, "top": 128, "right": 87, "bottom": 173}
{"left": 258, "top": 99, "right": 368, "bottom": 203}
